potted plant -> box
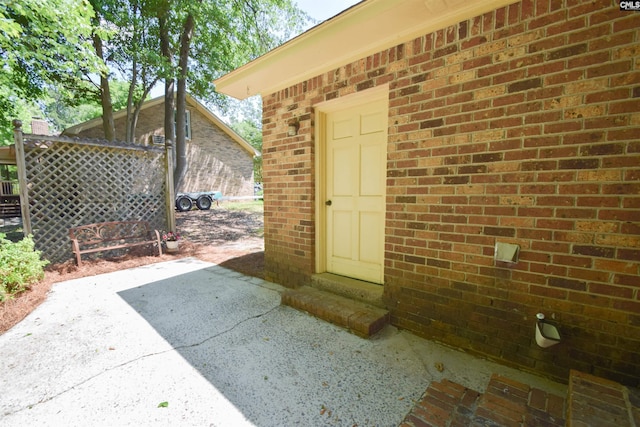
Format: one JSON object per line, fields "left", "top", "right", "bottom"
{"left": 162, "top": 231, "right": 181, "bottom": 252}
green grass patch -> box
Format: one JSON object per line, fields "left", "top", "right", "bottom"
{"left": 221, "top": 199, "right": 264, "bottom": 213}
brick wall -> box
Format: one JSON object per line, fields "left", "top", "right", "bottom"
{"left": 74, "top": 102, "right": 255, "bottom": 196}
{"left": 262, "top": 93, "right": 316, "bottom": 285}
{"left": 182, "top": 108, "right": 254, "bottom": 196}
{"left": 262, "top": 1, "right": 640, "bottom": 386}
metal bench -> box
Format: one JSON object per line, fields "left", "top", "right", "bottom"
{"left": 69, "top": 220, "right": 162, "bottom": 266}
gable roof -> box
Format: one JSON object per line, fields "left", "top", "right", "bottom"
{"left": 63, "top": 94, "right": 260, "bottom": 157}
{"left": 214, "top": 0, "right": 516, "bottom": 99}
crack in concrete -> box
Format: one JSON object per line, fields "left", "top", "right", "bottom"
{"left": 176, "top": 304, "right": 279, "bottom": 350}
{"left": 3, "top": 303, "right": 281, "bottom": 417}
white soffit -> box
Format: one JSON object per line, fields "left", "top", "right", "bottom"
{"left": 214, "top": 0, "right": 518, "bottom": 100}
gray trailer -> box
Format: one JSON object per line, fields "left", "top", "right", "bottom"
{"left": 175, "top": 191, "right": 223, "bottom": 211}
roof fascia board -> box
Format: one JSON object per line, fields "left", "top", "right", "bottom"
{"left": 214, "top": 0, "right": 518, "bottom": 100}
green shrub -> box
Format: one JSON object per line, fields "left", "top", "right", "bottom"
{"left": 0, "top": 233, "right": 49, "bottom": 302}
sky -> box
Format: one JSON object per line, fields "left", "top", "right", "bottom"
{"left": 295, "top": 0, "right": 361, "bottom": 23}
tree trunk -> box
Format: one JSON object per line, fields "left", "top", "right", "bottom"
{"left": 125, "top": 60, "right": 138, "bottom": 143}
{"left": 92, "top": 34, "right": 115, "bottom": 141}
{"left": 173, "top": 13, "right": 195, "bottom": 190}
{"left": 158, "top": 9, "right": 175, "bottom": 162}
{"left": 128, "top": 85, "right": 153, "bottom": 145}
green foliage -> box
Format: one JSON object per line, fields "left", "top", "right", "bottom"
{"left": 186, "top": 0, "right": 311, "bottom": 101}
{"left": 1, "top": 0, "right": 309, "bottom": 171}
{"left": 42, "top": 81, "right": 137, "bottom": 133}
{"left": 231, "top": 120, "right": 262, "bottom": 152}
{"left": 43, "top": 100, "right": 101, "bottom": 135}
{"left": 0, "top": 95, "right": 44, "bottom": 145}
{"left": 231, "top": 118, "right": 263, "bottom": 183}
{"left": 0, "top": 0, "right": 103, "bottom": 139}
{"left": 0, "top": 79, "right": 135, "bottom": 144}
{"left": 228, "top": 97, "right": 262, "bottom": 139}
{"left": 0, "top": 233, "right": 49, "bottom": 302}
{"left": 229, "top": 96, "right": 263, "bottom": 182}
{"left": 0, "top": 165, "right": 17, "bottom": 181}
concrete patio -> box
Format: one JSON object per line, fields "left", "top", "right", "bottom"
{"left": 0, "top": 258, "right": 565, "bottom": 426}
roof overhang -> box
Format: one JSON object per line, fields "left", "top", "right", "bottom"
{"left": 214, "top": 0, "right": 518, "bottom": 100}
{"left": 0, "top": 145, "right": 16, "bottom": 165}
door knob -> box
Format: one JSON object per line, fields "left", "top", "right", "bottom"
{"left": 325, "top": 200, "right": 332, "bottom": 206}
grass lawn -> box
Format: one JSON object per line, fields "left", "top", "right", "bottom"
{"left": 221, "top": 199, "right": 264, "bottom": 213}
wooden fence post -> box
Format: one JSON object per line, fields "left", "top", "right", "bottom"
{"left": 165, "top": 139, "right": 176, "bottom": 232}
{"left": 12, "top": 119, "right": 32, "bottom": 235}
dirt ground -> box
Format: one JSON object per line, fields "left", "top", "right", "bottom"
{"left": 0, "top": 206, "right": 265, "bottom": 335}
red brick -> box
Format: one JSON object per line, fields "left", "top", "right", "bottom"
{"left": 545, "top": 120, "right": 584, "bottom": 134}
{"left": 586, "top": 89, "right": 633, "bottom": 104}
{"left": 545, "top": 70, "right": 584, "bottom": 86}
{"left": 609, "top": 100, "right": 640, "bottom": 114}
{"left": 529, "top": 35, "right": 566, "bottom": 54}
{"left": 589, "top": 283, "right": 633, "bottom": 299}
{"left": 614, "top": 13, "right": 640, "bottom": 31}
{"left": 609, "top": 127, "right": 640, "bottom": 141}
{"left": 587, "top": 60, "right": 632, "bottom": 79}
{"left": 530, "top": 10, "right": 567, "bottom": 31}
{"left": 567, "top": 20, "right": 608, "bottom": 41}
{"left": 494, "top": 93, "right": 526, "bottom": 107}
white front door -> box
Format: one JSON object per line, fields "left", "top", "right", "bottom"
{"left": 325, "top": 98, "right": 387, "bottom": 284}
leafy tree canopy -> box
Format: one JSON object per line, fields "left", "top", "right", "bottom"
{"left": 1, "top": 0, "right": 310, "bottom": 190}
{"left": 0, "top": 0, "right": 103, "bottom": 143}
{"left": 0, "top": 95, "right": 42, "bottom": 145}
{"left": 231, "top": 118, "right": 263, "bottom": 183}
{"left": 42, "top": 80, "right": 134, "bottom": 133}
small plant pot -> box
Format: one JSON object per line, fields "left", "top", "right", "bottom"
{"left": 165, "top": 241, "right": 179, "bottom": 253}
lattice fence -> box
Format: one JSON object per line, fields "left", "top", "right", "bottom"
{"left": 18, "top": 133, "right": 170, "bottom": 263}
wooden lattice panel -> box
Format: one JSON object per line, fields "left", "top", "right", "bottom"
{"left": 22, "top": 136, "right": 169, "bottom": 263}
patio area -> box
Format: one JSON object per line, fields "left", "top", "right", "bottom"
{"left": 0, "top": 258, "right": 566, "bottom": 426}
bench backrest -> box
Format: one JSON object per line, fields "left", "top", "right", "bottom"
{"left": 69, "top": 221, "right": 153, "bottom": 246}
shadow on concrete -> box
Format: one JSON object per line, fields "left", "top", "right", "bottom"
{"left": 0, "top": 216, "right": 24, "bottom": 242}
{"left": 218, "top": 251, "right": 265, "bottom": 280}
{"left": 116, "top": 264, "right": 427, "bottom": 426}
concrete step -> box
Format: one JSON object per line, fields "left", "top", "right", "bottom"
{"left": 310, "top": 273, "right": 385, "bottom": 308}
{"left": 478, "top": 374, "right": 565, "bottom": 427}
{"left": 567, "top": 370, "right": 640, "bottom": 427}
{"left": 281, "top": 286, "right": 389, "bottom": 338}
{"left": 399, "top": 378, "right": 481, "bottom": 427}
{"left": 400, "top": 370, "right": 640, "bottom": 427}
{"left": 400, "top": 374, "right": 565, "bottom": 427}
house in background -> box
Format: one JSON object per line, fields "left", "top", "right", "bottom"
{"left": 215, "top": 0, "right": 640, "bottom": 387}
{"left": 1, "top": 118, "right": 51, "bottom": 219}
{"left": 63, "top": 94, "right": 259, "bottom": 197}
